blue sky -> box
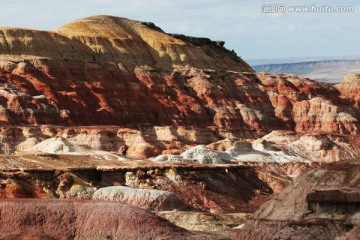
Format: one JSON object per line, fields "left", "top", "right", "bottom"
{"left": 0, "top": 0, "right": 359, "bottom": 62}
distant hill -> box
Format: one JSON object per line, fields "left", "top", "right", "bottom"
{"left": 253, "top": 60, "right": 360, "bottom": 83}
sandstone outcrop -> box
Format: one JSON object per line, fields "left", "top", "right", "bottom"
{"left": 0, "top": 66, "right": 358, "bottom": 139}
{"left": 155, "top": 133, "right": 360, "bottom": 164}
{"left": 0, "top": 16, "right": 358, "bottom": 145}
{"left": 157, "top": 211, "right": 249, "bottom": 232}
{"left": 179, "top": 145, "right": 233, "bottom": 164}
{"left": 238, "top": 159, "right": 360, "bottom": 239}
{"left": 92, "top": 186, "right": 188, "bottom": 211}
{"left": 0, "top": 125, "right": 219, "bottom": 158}
{"left": 226, "top": 141, "right": 271, "bottom": 162}
{"left": 293, "top": 97, "right": 358, "bottom": 134}
{"left": 26, "top": 137, "right": 85, "bottom": 154}
{"left": 0, "top": 157, "right": 304, "bottom": 213}
{"left": 336, "top": 73, "right": 360, "bottom": 108}
{"left": 259, "top": 131, "right": 360, "bottom": 162}
{"left": 0, "top": 124, "right": 356, "bottom": 161}
{"left": 123, "top": 164, "right": 293, "bottom": 213}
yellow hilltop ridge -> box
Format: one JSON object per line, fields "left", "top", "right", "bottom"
{"left": 0, "top": 15, "right": 253, "bottom": 71}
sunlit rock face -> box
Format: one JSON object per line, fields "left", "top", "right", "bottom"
{"left": 336, "top": 73, "right": 360, "bottom": 108}
{"left": 0, "top": 15, "right": 359, "bottom": 161}
{"left": 0, "top": 15, "right": 356, "bottom": 130}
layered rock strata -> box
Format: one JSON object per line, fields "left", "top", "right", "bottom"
{"left": 0, "top": 160, "right": 304, "bottom": 213}
{"left": 0, "top": 199, "right": 192, "bottom": 239}
{"left": 92, "top": 186, "right": 189, "bottom": 211}
{"left": 238, "top": 159, "right": 360, "bottom": 239}
{"left": 0, "top": 16, "right": 358, "bottom": 141}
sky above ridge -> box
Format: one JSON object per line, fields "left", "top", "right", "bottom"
{"left": 0, "top": 0, "right": 359, "bottom": 63}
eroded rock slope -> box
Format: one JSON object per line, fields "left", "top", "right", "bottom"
{"left": 0, "top": 199, "right": 192, "bottom": 240}
{"left": 0, "top": 16, "right": 358, "bottom": 140}
{"left": 238, "top": 159, "right": 360, "bottom": 239}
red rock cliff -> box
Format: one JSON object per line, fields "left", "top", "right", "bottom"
{"left": 0, "top": 15, "right": 358, "bottom": 137}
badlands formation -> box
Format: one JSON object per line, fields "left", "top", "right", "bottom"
{"left": 0, "top": 15, "right": 359, "bottom": 239}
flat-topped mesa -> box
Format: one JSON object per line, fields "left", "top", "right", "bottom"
{"left": 0, "top": 15, "right": 253, "bottom": 71}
